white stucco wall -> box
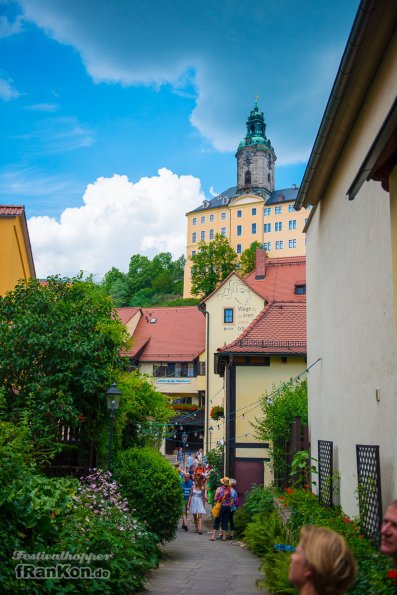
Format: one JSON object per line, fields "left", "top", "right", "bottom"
{"left": 306, "top": 31, "right": 397, "bottom": 515}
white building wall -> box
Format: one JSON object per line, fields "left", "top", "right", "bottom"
{"left": 307, "top": 183, "right": 397, "bottom": 516}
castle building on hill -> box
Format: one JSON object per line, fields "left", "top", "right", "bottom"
{"left": 183, "top": 102, "right": 310, "bottom": 297}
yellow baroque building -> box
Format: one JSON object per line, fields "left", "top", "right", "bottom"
{"left": 184, "top": 102, "right": 310, "bottom": 297}
{"left": 0, "top": 205, "right": 36, "bottom": 296}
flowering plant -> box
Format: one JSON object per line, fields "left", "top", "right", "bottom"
{"left": 210, "top": 405, "right": 224, "bottom": 420}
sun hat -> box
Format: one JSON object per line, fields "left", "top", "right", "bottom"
{"left": 220, "top": 476, "right": 230, "bottom": 485}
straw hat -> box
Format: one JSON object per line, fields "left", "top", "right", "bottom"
{"left": 220, "top": 476, "right": 230, "bottom": 485}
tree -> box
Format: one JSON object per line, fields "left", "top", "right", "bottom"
{"left": 0, "top": 275, "right": 129, "bottom": 463}
{"left": 240, "top": 241, "right": 263, "bottom": 276}
{"left": 190, "top": 234, "right": 238, "bottom": 297}
{"left": 253, "top": 379, "right": 308, "bottom": 483}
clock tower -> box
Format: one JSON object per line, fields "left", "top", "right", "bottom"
{"left": 236, "top": 101, "right": 276, "bottom": 195}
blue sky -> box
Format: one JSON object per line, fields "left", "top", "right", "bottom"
{"left": 0, "top": 0, "right": 359, "bottom": 277}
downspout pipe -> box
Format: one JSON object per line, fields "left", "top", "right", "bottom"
{"left": 295, "top": 0, "right": 376, "bottom": 210}
{"left": 197, "top": 302, "right": 210, "bottom": 453}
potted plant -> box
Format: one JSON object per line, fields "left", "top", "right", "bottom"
{"left": 210, "top": 405, "right": 224, "bottom": 420}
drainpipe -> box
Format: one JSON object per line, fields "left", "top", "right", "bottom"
{"left": 197, "top": 303, "right": 210, "bottom": 453}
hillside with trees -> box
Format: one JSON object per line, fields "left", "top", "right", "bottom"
{"left": 102, "top": 241, "right": 263, "bottom": 306}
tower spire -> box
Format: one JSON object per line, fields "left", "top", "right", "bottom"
{"left": 235, "top": 100, "right": 276, "bottom": 194}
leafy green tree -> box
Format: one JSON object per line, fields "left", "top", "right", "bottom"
{"left": 253, "top": 379, "right": 308, "bottom": 484}
{"left": 0, "top": 276, "right": 128, "bottom": 463}
{"left": 240, "top": 241, "right": 263, "bottom": 276}
{"left": 190, "top": 234, "right": 238, "bottom": 297}
{"left": 128, "top": 254, "right": 153, "bottom": 294}
{"left": 111, "top": 371, "right": 173, "bottom": 453}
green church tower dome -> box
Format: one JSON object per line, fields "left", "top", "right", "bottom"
{"left": 237, "top": 100, "right": 275, "bottom": 153}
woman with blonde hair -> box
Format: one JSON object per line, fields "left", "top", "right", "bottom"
{"left": 187, "top": 474, "right": 206, "bottom": 534}
{"left": 288, "top": 525, "right": 357, "bottom": 594}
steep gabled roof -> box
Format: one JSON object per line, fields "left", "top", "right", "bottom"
{"left": 127, "top": 306, "right": 205, "bottom": 362}
{"left": 245, "top": 256, "right": 306, "bottom": 302}
{"left": 218, "top": 301, "right": 306, "bottom": 355}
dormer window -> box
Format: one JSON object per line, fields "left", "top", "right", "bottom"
{"left": 294, "top": 284, "right": 306, "bottom": 295}
{"left": 222, "top": 196, "right": 229, "bottom": 205}
{"left": 203, "top": 200, "right": 210, "bottom": 208}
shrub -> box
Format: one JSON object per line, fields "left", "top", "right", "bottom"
{"left": 244, "top": 485, "right": 274, "bottom": 516}
{"left": 115, "top": 446, "right": 183, "bottom": 542}
{"left": 55, "top": 469, "right": 160, "bottom": 593}
{"left": 244, "top": 510, "right": 287, "bottom": 557}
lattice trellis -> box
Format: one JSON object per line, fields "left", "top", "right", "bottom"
{"left": 318, "top": 440, "right": 333, "bottom": 507}
{"left": 356, "top": 444, "right": 383, "bottom": 547}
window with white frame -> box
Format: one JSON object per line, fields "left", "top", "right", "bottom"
{"left": 192, "top": 250, "right": 196, "bottom": 256}
{"left": 236, "top": 244, "right": 242, "bottom": 254}
{"left": 264, "top": 207, "right": 271, "bottom": 216}
{"left": 276, "top": 240, "right": 284, "bottom": 250}
{"left": 251, "top": 223, "right": 257, "bottom": 234}
{"left": 221, "top": 211, "right": 227, "bottom": 220}
{"left": 288, "top": 204, "right": 295, "bottom": 212}
{"left": 289, "top": 220, "right": 297, "bottom": 230}
{"left": 209, "top": 229, "right": 214, "bottom": 240}
{"left": 237, "top": 210, "right": 242, "bottom": 218}
{"left": 275, "top": 221, "right": 282, "bottom": 231}
{"left": 289, "top": 239, "right": 296, "bottom": 248}
{"left": 210, "top": 214, "right": 214, "bottom": 222}
{"left": 192, "top": 217, "right": 197, "bottom": 225}
{"left": 201, "top": 230, "right": 205, "bottom": 241}
{"left": 237, "top": 225, "right": 242, "bottom": 236}
{"left": 264, "top": 223, "right": 271, "bottom": 233}
{"left": 252, "top": 207, "right": 257, "bottom": 216}
{"left": 220, "top": 227, "right": 226, "bottom": 237}
{"left": 275, "top": 205, "right": 282, "bottom": 214}
{"left": 192, "top": 232, "right": 196, "bottom": 243}
{"left": 264, "top": 242, "right": 271, "bottom": 251}
{"left": 201, "top": 215, "right": 205, "bottom": 224}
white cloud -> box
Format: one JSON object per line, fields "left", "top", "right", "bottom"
{"left": 28, "top": 169, "right": 204, "bottom": 278}
{"left": 0, "top": 76, "right": 19, "bottom": 101}
{"left": 13, "top": 116, "right": 94, "bottom": 154}
{"left": 18, "top": 0, "right": 358, "bottom": 165}
{"left": 25, "top": 102, "right": 59, "bottom": 112}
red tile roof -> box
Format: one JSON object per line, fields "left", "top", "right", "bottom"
{"left": 116, "top": 307, "right": 140, "bottom": 325}
{"left": 126, "top": 306, "right": 205, "bottom": 362}
{"left": 219, "top": 301, "right": 306, "bottom": 354}
{"left": 0, "top": 205, "right": 25, "bottom": 216}
{"left": 244, "top": 256, "right": 306, "bottom": 302}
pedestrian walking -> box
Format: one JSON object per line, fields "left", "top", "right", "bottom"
{"left": 180, "top": 472, "right": 194, "bottom": 531}
{"left": 228, "top": 478, "right": 239, "bottom": 540}
{"left": 209, "top": 476, "right": 234, "bottom": 542}
{"left": 176, "top": 447, "right": 183, "bottom": 465}
{"left": 187, "top": 474, "right": 207, "bottom": 534}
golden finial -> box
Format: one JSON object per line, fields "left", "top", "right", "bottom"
{"left": 255, "top": 94, "right": 259, "bottom": 102}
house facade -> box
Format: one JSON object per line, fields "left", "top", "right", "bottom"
{"left": 295, "top": 0, "right": 397, "bottom": 516}
{"left": 118, "top": 306, "right": 206, "bottom": 455}
{"left": 0, "top": 205, "right": 36, "bottom": 295}
{"left": 200, "top": 250, "right": 307, "bottom": 491}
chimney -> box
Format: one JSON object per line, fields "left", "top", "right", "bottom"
{"left": 255, "top": 248, "right": 266, "bottom": 280}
